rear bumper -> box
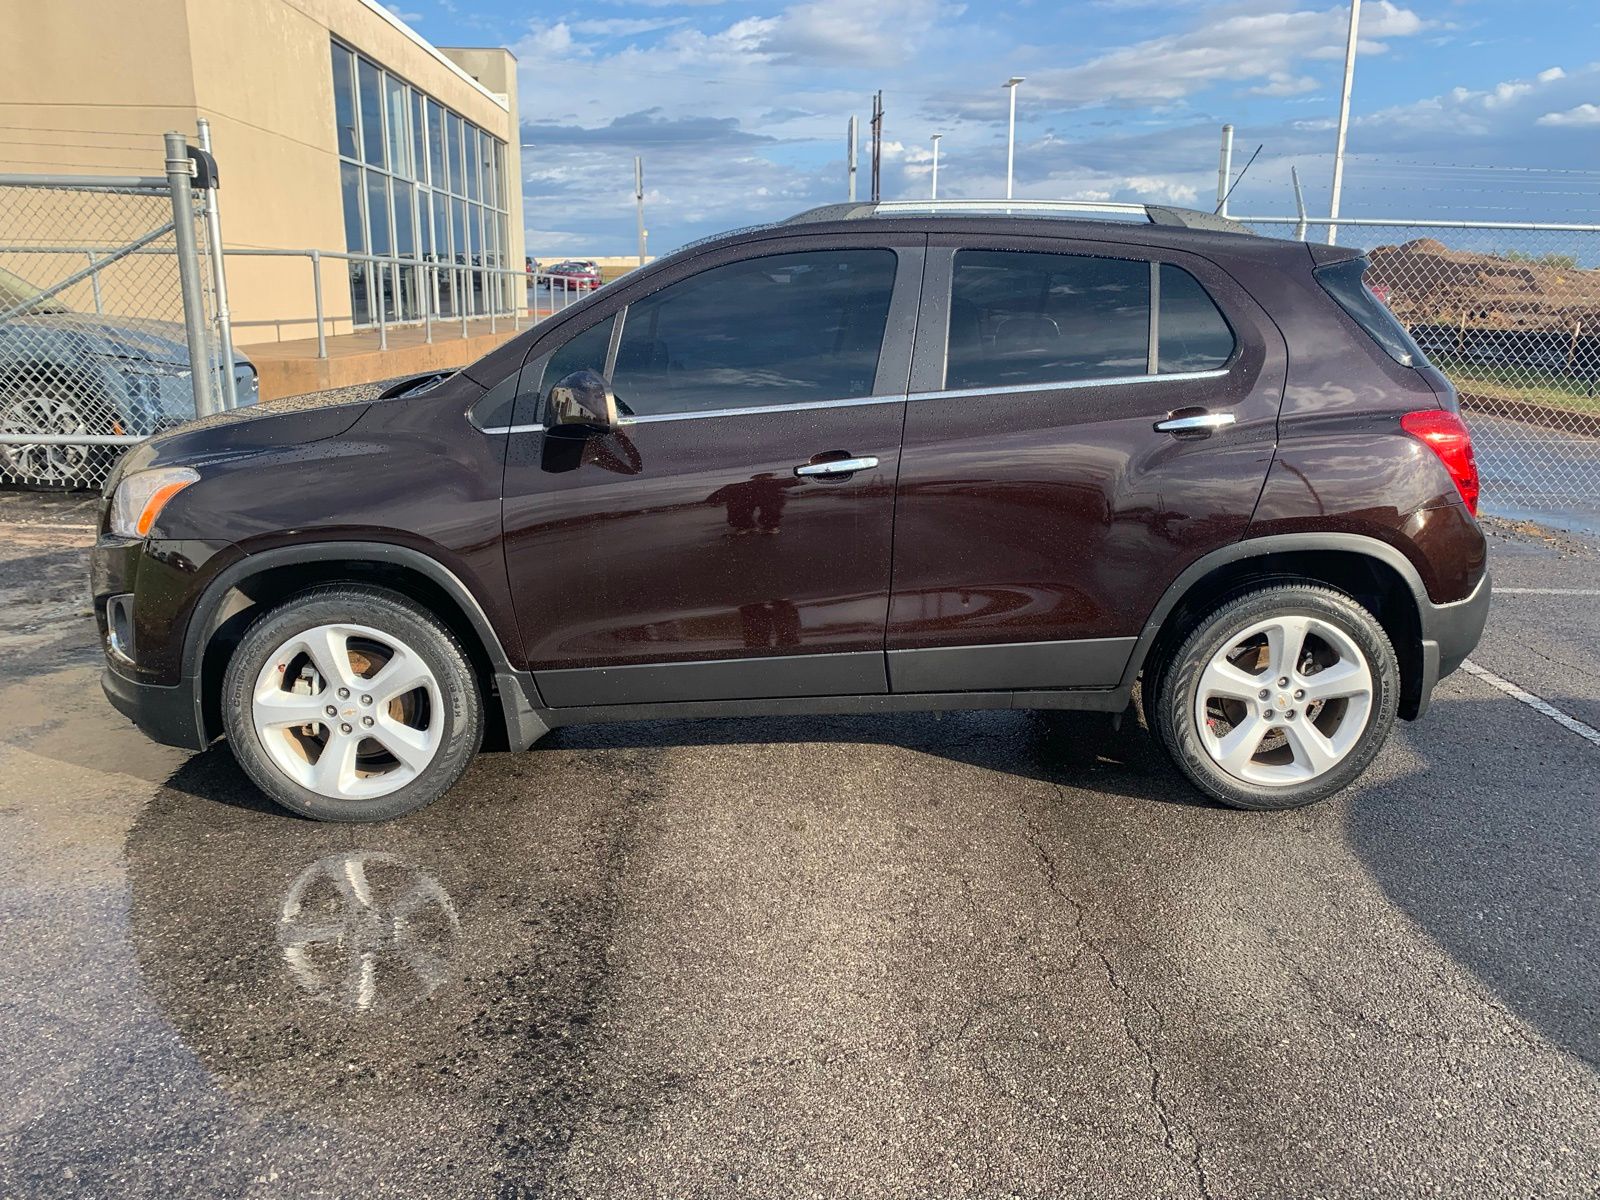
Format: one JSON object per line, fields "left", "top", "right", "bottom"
{"left": 1412, "top": 570, "right": 1491, "bottom": 718}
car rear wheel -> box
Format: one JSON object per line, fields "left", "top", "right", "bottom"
{"left": 1148, "top": 584, "right": 1399, "bottom": 810}
{"left": 221, "top": 586, "right": 483, "bottom": 822}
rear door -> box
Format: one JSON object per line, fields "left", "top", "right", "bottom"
{"left": 502, "top": 233, "right": 924, "bottom": 707}
{"left": 886, "top": 234, "right": 1287, "bottom": 693}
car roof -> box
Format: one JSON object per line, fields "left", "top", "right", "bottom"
{"left": 665, "top": 201, "right": 1327, "bottom": 274}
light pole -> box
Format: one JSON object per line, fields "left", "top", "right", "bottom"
{"left": 1328, "top": 0, "right": 1361, "bottom": 245}
{"left": 634, "top": 155, "right": 646, "bottom": 265}
{"left": 1003, "top": 76, "right": 1024, "bottom": 199}
{"left": 930, "top": 133, "right": 942, "bottom": 199}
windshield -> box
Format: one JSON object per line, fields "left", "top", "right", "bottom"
{"left": 1314, "top": 256, "right": 1424, "bottom": 368}
{"left": 0, "top": 265, "right": 71, "bottom": 314}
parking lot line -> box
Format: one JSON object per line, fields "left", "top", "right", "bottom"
{"left": 0, "top": 521, "right": 97, "bottom": 532}
{"left": 1496, "top": 588, "right": 1600, "bottom": 595}
{"left": 1460, "top": 658, "right": 1600, "bottom": 749}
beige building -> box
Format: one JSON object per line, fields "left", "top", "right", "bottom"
{"left": 0, "top": 0, "right": 524, "bottom": 385}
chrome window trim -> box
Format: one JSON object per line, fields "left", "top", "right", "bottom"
{"left": 473, "top": 392, "right": 904, "bottom": 434}
{"left": 908, "top": 367, "right": 1228, "bottom": 403}
{"left": 620, "top": 393, "right": 905, "bottom": 425}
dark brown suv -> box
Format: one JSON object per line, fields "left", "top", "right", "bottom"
{"left": 92, "top": 201, "right": 1489, "bottom": 821}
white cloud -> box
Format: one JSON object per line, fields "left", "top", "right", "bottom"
{"left": 1358, "top": 61, "right": 1600, "bottom": 139}
{"left": 570, "top": 17, "right": 689, "bottom": 37}
{"left": 756, "top": 0, "right": 964, "bottom": 65}
{"left": 1251, "top": 73, "right": 1320, "bottom": 97}
{"left": 1537, "top": 103, "right": 1600, "bottom": 127}
{"left": 974, "top": 1, "right": 1428, "bottom": 113}
{"left": 513, "top": 21, "right": 586, "bottom": 60}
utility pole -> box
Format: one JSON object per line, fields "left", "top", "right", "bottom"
{"left": 1215, "top": 124, "right": 1234, "bottom": 215}
{"left": 1328, "top": 0, "right": 1361, "bottom": 245}
{"left": 1003, "top": 77, "right": 1025, "bottom": 199}
{"left": 870, "top": 90, "right": 883, "bottom": 203}
{"left": 847, "top": 115, "right": 858, "bottom": 201}
{"left": 634, "top": 155, "right": 646, "bottom": 265}
{"left": 930, "top": 133, "right": 942, "bottom": 199}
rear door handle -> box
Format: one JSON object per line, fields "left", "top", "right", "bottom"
{"left": 1154, "top": 411, "right": 1236, "bottom": 435}
{"left": 794, "top": 456, "right": 879, "bottom": 478}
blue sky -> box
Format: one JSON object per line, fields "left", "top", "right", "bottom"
{"left": 390, "top": 0, "right": 1600, "bottom": 256}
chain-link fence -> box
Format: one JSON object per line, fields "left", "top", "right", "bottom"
{"left": 1247, "top": 217, "right": 1600, "bottom": 523}
{"left": 0, "top": 136, "right": 234, "bottom": 492}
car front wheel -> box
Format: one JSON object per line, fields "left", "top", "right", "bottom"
{"left": 1149, "top": 584, "right": 1399, "bottom": 811}
{"left": 220, "top": 585, "right": 483, "bottom": 821}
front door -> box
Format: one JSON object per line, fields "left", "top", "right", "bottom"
{"left": 887, "top": 236, "right": 1287, "bottom": 693}
{"left": 502, "top": 236, "right": 923, "bottom": 707}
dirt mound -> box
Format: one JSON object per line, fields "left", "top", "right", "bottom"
{"left": 1366, "top": 239, "right": 1600, "bottom": 331}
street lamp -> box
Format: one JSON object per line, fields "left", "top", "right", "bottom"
{"left": 1003, "top": 76, "right": 1025, "bottom": 199}
{"left": 930, "top": 133, "right": 942, "bottom": 199}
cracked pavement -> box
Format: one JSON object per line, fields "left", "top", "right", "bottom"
{"left": 1, "top": 495, "right": 1598, "bottom": 1198}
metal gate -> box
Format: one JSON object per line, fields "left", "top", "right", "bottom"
{"left": 0, "top": 129, "right": 238, "bottom": 491}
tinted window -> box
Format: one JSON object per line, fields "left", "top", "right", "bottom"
{"left": 357, "top": 58, "right": 385, "bottom": 168}
{"left": 611, "top": 250, "right": 897, "bottom": 417}
{"left": 946, "top": 250, "right": 1149, "bottom": 390}
{"left": 331, "top": 47, "right": 358, "bottom": 159}
{"left": 1158, "top": 263, "right": 1234, "bottom": 372}
{"left": 1315, "top": 257, "right": 1425, "bottom": 367}
{"left": 543, "top": 314, "right": 615, "bottom": 393}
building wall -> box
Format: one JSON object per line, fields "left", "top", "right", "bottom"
{"left": 0, "top": 0, "right": 521, "bottom": 348}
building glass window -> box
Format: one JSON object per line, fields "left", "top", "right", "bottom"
{"left": 329, "top": 37, "right": 514, "bottom": 327}
{"left": 331, "top": 46, "right": 359, "bottom": 160}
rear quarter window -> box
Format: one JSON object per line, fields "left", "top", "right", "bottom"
{"left": 1314, "top": 256, "right": 1426, "bottom": 367}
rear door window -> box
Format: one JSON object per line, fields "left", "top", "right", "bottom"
{"left": 610, "top": 249, "right": 898, "bottom": 417}
{"left": 1157, "top": 263, "right": 1235, "bottom": 372}
{"left": 946, "top": 250, "right": 1149, "bottom": 390}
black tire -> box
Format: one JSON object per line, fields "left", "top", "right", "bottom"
{"left": 0, "top": 369, "right": 119, "bottom": 490}
{"left": 1146, "top": 584, "right": 1399, "bottom": 811}
{"left": 220, "top": 585, "right": 483, "bottom": 822}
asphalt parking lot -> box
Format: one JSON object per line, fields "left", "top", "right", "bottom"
{"left": 2, "top": 495, "right": 1598, "bottom": 1199}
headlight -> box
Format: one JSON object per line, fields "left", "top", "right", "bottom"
{"left": 109, "top": 467, "right": 199, "bottom": 538}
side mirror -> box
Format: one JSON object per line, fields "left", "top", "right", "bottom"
{"left": 544, "top": 368, "right": 618, "bottom": 434}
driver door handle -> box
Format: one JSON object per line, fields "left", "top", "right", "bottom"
{"left": 794, "top": 456, "right": 878, "bottom": 478}
{"left": 1154, "top": 411, "right": 1235, "bottom": 435}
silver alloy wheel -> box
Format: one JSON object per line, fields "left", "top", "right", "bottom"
{"left": 1193, "top": 613, "right": 1375, "bottom": 786}
{"left": 0, "top": 388, "right": 97, "bottom": 484}
{"left": 251, "top": 622, "right": 443, "bottom": 800}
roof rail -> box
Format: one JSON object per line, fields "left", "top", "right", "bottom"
{"left": 779, "top": 199, "right": 1253, "bottom": 236}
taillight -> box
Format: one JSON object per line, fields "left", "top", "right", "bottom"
{"left": 1402, "top": 409, "right": 1479, "bottom": 515}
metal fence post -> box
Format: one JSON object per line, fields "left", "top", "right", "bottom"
{"left": 424, "top": 261, "right": 433, "bottom": 344}
{"left": 86, "top": 251, "right": 103, "bottom": 314}
{"left": 195, "top": 118, "right": 239, "bottom": 410}
{"left": 376, "top": 256, "right": 388, "bottom": 351}
{"left": 459, "top": 267, "right": 468, "bottom": 337}
{"left": 310, "top": 250, "right": 327, "bottom": 358}
{"left": 164, "top": 131, "right": 219, "bottom": 418}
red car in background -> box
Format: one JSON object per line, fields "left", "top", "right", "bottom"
{"left": 541, "top": 260, "right": 602, "bottom": 292}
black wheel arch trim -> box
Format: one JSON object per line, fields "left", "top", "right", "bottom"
{"left": 1120, "top": 530, "right": 1474, "bottom": 692}
{"left": 180, "top": 540, "right": 546, "bottom": 745}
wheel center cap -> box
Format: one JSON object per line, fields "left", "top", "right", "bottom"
{"left": 1275, "top": 694, "right": 1290, "bottom": 709}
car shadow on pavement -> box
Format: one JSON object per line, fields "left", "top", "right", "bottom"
{"left": 540, "top": 706, "right": 1216, "bottom": 809}
{"left": 1344, "top": 696, "right": 1600, "bottom": 1071}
